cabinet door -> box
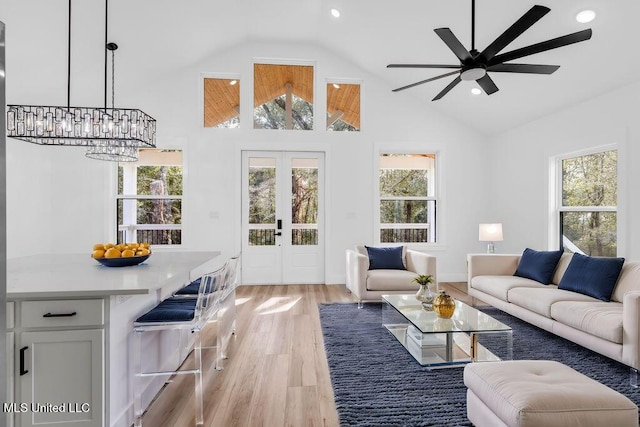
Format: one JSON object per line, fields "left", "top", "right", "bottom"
{"left": 19, "top": 329, "right": 103, "bottom": 427}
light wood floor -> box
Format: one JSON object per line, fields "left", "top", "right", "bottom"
{"left": 141, "top": 283, "right": 471, "bottom": 427}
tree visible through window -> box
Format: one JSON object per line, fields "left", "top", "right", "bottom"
{"left": 379, "top": 154, "right": 437, "bottom": 243}
{"left": 560, "top": 149, "right": 617, "bottom": 256}
{"left": 117, "top": 149, "right": 183, "bottom": 245}
{"left": 253, "top": 63, "right": 314, "bottom": 130}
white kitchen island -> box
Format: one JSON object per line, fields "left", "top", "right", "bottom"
{"left": 6, "top": 251, "right": 221, "bottom": 427}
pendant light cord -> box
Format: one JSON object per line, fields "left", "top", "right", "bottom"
{"left": 111, "top": 48, "right": 115, "bottom": 108}
{"left": 104, "top": 0, "right": 108, "bottom": 110}
{"left": 67, "top": 0, "right": 71, "bottom": 109}
{"left": 471, "top": 0, "right": 475, "bottom": 51}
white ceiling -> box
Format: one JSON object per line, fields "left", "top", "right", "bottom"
{"left": 7, "top": 0, "right": 640, "bottom": 136}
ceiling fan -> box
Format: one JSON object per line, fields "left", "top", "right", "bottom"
{"left": 387, "top": 1, "right": 592, "bottom": 100}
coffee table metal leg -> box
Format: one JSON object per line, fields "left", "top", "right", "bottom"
{"left": 446, "top": 333, "right": 453, "bottom": 361}
{"left": 470, "top": 333, "right": 478, "bottom": 361}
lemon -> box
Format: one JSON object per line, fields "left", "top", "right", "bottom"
{"left": 104, "top": 243, "right": 115, "bottom": 250}
{"left": 93, "top": 243, "right": 105, "bottom": 251}
{"left": 92, "top": 249, "right": 105, "bottom": 258}
{"left": 138, "top": 248, "right": 150, "bottom": 256}
{"left": 105, "top": 248, "right": 121, "bottom": 258}
{"left": 121, "top": 249, "right": 135, "bottom": 258}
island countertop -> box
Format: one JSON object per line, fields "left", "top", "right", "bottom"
{"left": 7, "top": 251, "right": 221, "bottom": 299}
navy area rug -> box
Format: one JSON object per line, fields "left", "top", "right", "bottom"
{"left": 318, "top": 303, "right": 640, "bottom": 426}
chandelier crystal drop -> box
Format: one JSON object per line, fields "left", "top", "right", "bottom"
{"left": 85, "top": 139, "right": 139, "bottom": 162}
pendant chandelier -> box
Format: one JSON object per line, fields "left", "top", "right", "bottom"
{"left": 5, "top": 0, "right": 156, "bottom": 162}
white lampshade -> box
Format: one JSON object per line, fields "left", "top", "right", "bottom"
{"left": 479, "top": 223, "right": 503, "bottom": 242}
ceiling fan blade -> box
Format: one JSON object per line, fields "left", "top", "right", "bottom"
{"left": 481, "top": 5, "right": 550, "bottom": 61}
{"left": 489, "top": 29, "right": 593, "bottom": 65}
{"left": 432, "top": 76, "right": 462, "bottom": 101}
{"left": 476, "top": 74, "right": 499, "bottom": 95}
{"left": 392, "top": 71, "right": 460, "bottom": 92}
{"left": 387, "top": 64, "right": 461, "bottom": 69}
{"left": 434, "top": 28, "right": 472, "bottom": 62}
{"left": 488, "top": 63, "right": 560, "bottom": 74}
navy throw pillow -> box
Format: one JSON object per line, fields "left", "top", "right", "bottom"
{"left": 365, "top": 246, "right": 406, "bottom": 270}
{"left": 558, "top": 253, "right": 625, "bottom": 302}
{"left": 513, "top": 248, "right": 564, "bottom": 284}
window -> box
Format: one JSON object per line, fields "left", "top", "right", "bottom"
{"left": 378, "top": 153, "right": 437, "bottom": 243}
{"left": 203, "top": 77, "right": 240, "bottom": 128}
{"left": 117, "top": 149, "right": 183, "bottom": 245}
{"left": 326, "top": 82, "right": 360, "bottom": 131}
{"left": 559, "top": 149, "right": 617, "bottom": 256}
{"left": 253, "top": 63, "right": 314, "bottom": 130}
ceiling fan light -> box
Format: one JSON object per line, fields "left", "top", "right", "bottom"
{"left": 331, "top": 8, "right": 341, "bottom": 18}
{"left": 460, "top": 67, "right": 486, "bottom": 81}
{"left": 471, "top": 88, "right": 482, "bottom": 95}
{"left": 576, "top": 10, "right": 596, "bottom": 23}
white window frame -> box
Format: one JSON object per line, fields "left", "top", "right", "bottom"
{"left": 551, "top": 144, "right": 618, "bottom": 255}
{"left": 116, "top": 149, "right": 184, "bottom": 247}
{"left": 375, "top": 149, "right": 441, "bottom": 246}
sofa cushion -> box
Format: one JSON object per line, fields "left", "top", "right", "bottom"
{"left": 550, "top": 301, "right": 623, "bottom": 344}
{"left": 471, "top": 275, "right": 548, "bottom": 301}
{"left": 366, "top": 269, "right": 418, "bottom": 291}
{"left": 551, "top": 253, "right": 574, "bottom": 285}
{"left": 513, "top": 248, "right": 564, "bottom": 285}
{"left": 365, "top": 246, "right": 406, "bottom": 270}
{"left": 558, "top": 253, "right": 625, "bottom": 302}
{"left": 507, "top": 287, "right": 599, "bottom": 318}
{"left": 611, "top": 261, "right": 640, "bottom": 303}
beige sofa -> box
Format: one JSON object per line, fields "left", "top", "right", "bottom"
{"left": 346, "top": 246, "right": 437, "bottom": 305}
{"left": 467, "top": 253, "right": 640, "bottom": 371}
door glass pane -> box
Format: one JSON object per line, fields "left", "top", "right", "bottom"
{"left": 291, "top": 158, "right": 318, "bottom": 245}
{"left": 248, "top": 157, "right": 276, "bottom": 246}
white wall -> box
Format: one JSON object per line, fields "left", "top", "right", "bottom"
{"left": 488, "top": 81, "right": 640, "bottom": 260}
{"left": 3, "top": 28, "right": 489, "bottom": 281}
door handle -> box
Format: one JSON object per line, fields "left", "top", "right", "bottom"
{"left": 276, "top": 219, "right": 283, "bottom": 236}
{"left": 19, "top": 346, "right": 29, "bottom": 376}
{"left": 275, "top": 232, "right": 282, "bottom": 236}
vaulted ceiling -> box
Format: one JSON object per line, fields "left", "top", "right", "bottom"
{"left": 3, "top": 0, "right": 639, "bottom": 136}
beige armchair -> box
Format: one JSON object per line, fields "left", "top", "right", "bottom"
{"left": 345, "top": 246, "right": 437, "bottom": 306}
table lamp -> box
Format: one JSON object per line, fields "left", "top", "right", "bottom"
{"left": 479, "top": 223, "right": 503, "bottom": 253}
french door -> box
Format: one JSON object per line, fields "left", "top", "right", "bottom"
{"left": 241, "top": 151, "right": 325, "bottom": 284}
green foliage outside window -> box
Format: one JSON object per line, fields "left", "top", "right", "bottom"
{"left": 254, "top": 94, "right": 313, "bottom": 130}
{"left": 561, "top": 150, "right": 617, "bottom": 256}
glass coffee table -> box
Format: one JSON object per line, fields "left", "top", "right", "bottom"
{"left": 382, "top": 294, "right": 512, "bottom": 368}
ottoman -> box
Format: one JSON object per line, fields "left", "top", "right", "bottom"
{"left": 464, "top": 360, "right": 638, "bottom": 427}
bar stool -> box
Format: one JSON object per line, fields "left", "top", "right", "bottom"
{"left": 132, "top": 264, "right": 226, "bottom": 426}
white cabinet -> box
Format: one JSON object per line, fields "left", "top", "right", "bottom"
{"left": 18, "top": 330, "right": 103, "bottom": 427}
{"left": 8, "top": 299, "right": 105, "bottom": 427}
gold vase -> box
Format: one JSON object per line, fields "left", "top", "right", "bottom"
{"left": 433, "top": 291, "right": 456, "bottom": 319}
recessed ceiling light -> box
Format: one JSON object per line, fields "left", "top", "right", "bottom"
{"left": 576, "top": 10, "right": 596, "bottom": 23}
{"left": 331, "top": 8, "right": 341, "bottom": 18}
{"left": 471, "top": 88, "right": 482, "bottom": 95}
{"left": 230, "top": 80, "right": 238, "bottom": 85}
{"left": 332, "top": 83, "right": 340, "bottom": 89}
